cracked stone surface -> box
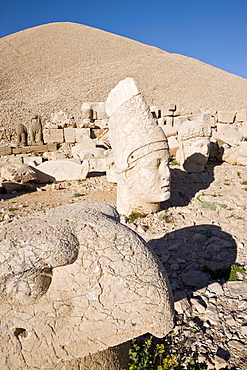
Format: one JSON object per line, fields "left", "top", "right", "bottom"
{"left": 0, "top": 202, "right": 174, "bottom": 369}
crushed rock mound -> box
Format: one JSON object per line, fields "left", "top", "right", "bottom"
{"left": 0, "top": 22, "right": 246, "bottom": 129}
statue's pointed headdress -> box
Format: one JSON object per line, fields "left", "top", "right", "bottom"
{"left": 106, "top": 78, "right": 169, "bottom": 173}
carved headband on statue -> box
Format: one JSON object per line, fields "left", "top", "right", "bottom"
{"left": 119, "top": 140, "right": 169, "bottom": 172}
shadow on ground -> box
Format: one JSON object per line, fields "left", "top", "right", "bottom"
{"left": 148, "top": 223, "right": 237, "bottom": 297}
{"left": 162, "top": 161, "right": 222, "bottom": 208}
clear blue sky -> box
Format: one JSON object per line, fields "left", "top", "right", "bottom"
{"left": 0, "top": 0, "right": 246, "bottom": 78}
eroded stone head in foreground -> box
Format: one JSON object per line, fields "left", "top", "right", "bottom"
{"left": 0, "top": 202, "right": 174, "bottom": 369}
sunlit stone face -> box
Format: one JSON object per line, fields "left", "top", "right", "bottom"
{"left": 177, "top": 121, "right": 211, "bottom": 173}
{"left": 126, "top": 148, "right": 170, "bottom": 203}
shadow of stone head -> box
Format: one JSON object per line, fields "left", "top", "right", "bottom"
{"left": 147, "top": 224, "right": 237, "bottom": 299}
{"left": 162, "top": 161, "right": 221, "bottom": 208}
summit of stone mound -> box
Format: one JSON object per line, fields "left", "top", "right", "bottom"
{"left": 0, "top": 22, "right": 246, "bottom": 129}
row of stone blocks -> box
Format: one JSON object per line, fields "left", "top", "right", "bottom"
{"left": 0, "top": 143, "right": 57, "bottom": 156}
{"left": 43, "top": 127, "right": 91, "bottom": 144}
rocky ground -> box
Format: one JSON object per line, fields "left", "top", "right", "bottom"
{"left": 0, "top": 161, "right": 247, "bottom": 369}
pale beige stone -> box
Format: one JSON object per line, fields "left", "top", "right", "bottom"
{"left": 216, "top": 125, "right": 243, "bottom": 147}
{"left": 106, "top": 78, "right": 170, "bottom": 216}
{"left": 1, "top": 163, "right": 37, "bottom": 183}
{"left": 236, "top": 109, "right": 247, "bottom": 122}
{"left": 64, "top": 127, "right": 76, "bottom": 142}
{"left": 161, "top": 104, "right": 176, "bottom": 117}
{"left": 92, "top": 102, "right": 108, "bottom": 120}
{"left": 50, "top": 110, "right": 70, "bottom": 127}
{"left": 237, "top": 142, "right": 247, "bottom": 165}
{"left": 34, "top": 159, "right": 89, "bottom": 182}
{"left": 217, "top": 111, "right": 236, "bottom": 123}
{"left": 75, "top": 127, "right": 91, "bottom": 142}
{"left": 168, "top": 136, "right": 179, "bottom": 156}
{"left": 222, "top": 146, "right": 240, "bottom": 164}
{"left": 161, "top": 125, "right": 177, "bottom": 138}
{"left": 71, "top": 137, "right": 96, "bottom": 160}
{"left": 43, "top": 128, "right": 64, "bottom": 144}
{"left": 0, "top": 202, "right": 174, "bottom": 369}
{"left": 177, "top": 120, "right": 211, "bottom": 172}
{"left": 238, "top": 126, "right": 247, "bottom": 140}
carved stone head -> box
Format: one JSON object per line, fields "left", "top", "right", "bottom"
{"left": 177, "top": 120, "right": 211, "bottom": 172}
{"left": 106, "top": 78, "right": 170, "bottom": 216}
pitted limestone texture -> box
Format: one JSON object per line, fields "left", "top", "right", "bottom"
{"left": 0, "top": 202, "right": 174, "bottom": 369}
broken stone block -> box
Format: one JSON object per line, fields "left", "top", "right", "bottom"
{"left": 1, "top": 163, "right": 37, "bottom": 183}
{"left": 75, "top": 128, "right": 90, "bottom": 142}
{"left": 43, "top": 128, "right": 64, "bottom": 144}
{"left": 71, "top": 138, "right": 97, "bottom": 160}
{"left": 92, "top": 102, "right": 108, "bottom": 120}
{"left": 168, "top": 136, "right": 179, "bottom": 157}
{"left": 34, "top": 159, "right": 89, "bottom": 182}
{"left": 88, "top": 157, "right": 107, "bottom": 172}
{"left": 222, "top": 146, "right": 240, "bottom": 164}
{"left": 150, "top": 106, "right": 160, "bottom": 119}
{"left": 238, "top": 126, "right": 247, "bottom": 140}
{"left": 217, "top": 126, "right": 243, "bottom": 147}
{"left": 236, "top": 109, "right": 247, "bottom": 122}
{"left": 217, "top": 111, "right": 236, "bottom": 123}
{"left": 237, "top": 142, "right": 247, "bottom": 165}
{"left": 23, "top": 156, "right": 43, "bottom": 167}
{"left": 0, "top": 147, "right": 12, "bottom": 156}
{"left": 161, "top": 125, "right": 177, "bottom": 138}
{"left": 161, "top": 104, "right": 176, "bottom": 117}
{"left": 64, "top": 127, "right": 75, "bottom": 143}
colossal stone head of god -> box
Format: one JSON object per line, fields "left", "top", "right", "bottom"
{"left": 106, "top": 78, "right": 170, "bottom": 216}
{"left": 177, "top": 120, "right": 211, "bottom": 173}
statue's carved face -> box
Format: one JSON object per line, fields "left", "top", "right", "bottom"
{"left": 182, "top": 137, "right": 210, "bottom": 165}
{"left": 126, "top": 148, "right": 170, "bottom": 203}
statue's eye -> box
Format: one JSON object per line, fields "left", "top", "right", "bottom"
{"left": 130, "top": 155, "right": 134, "bottom": 160}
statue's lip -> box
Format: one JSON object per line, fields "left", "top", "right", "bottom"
{"left": 161, "top": 185, "right": 169, "bottom": 189}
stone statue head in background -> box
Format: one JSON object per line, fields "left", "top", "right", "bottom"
{"left": 16, "top": 123, "right": 27, "bottom": 146}
{"left": 177, "top": 120, "right": 211, "bottom": 172}
{"left": 29, "top": 114, "right": 43, "bottom": 145}
{"left": 106, "top": 78, "right": 170, "bottom": 216}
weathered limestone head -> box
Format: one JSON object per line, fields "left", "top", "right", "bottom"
{"left": 106, "top": 78, "right": 170, "bottom": 216}
{"left": 0, "top": 202, "right": 174, "bottom": 369}
{"left": 177, "top": 120, "right": 211, "bottom": 172}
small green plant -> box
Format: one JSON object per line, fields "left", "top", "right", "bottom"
{"left": 169, "top": 159, "right": 180, "bottom": 166}
{"left": 157, "top": 212, "right": 172, "bottom": 223}
{"left": 126, "top": 212, "right": 147, "bottom": 223}
{"left": 123, "top": 336, "right": 179, "bottom": 370}
{"left": 72, "top": 193, "right": 83, "bottom": 198}
{"left": 188, "top": 356, "right": 207, "bottom": 369}
{"left": 202, "top": 264, "right": 245, "bottom": 281}
{"left": 34, "top": 152, "right": 44, "bottom": 156}
{"left": 237, "top": 171, "right": 241, "bottom": 177}
{"left": 200, "top": 201, "right": 227, "bottom": 210}
{"left": 8, "top": 207, "right": 17, "bottom": 211}
{"left": 241, "top": 180, "right": 247, "bottom": 185}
